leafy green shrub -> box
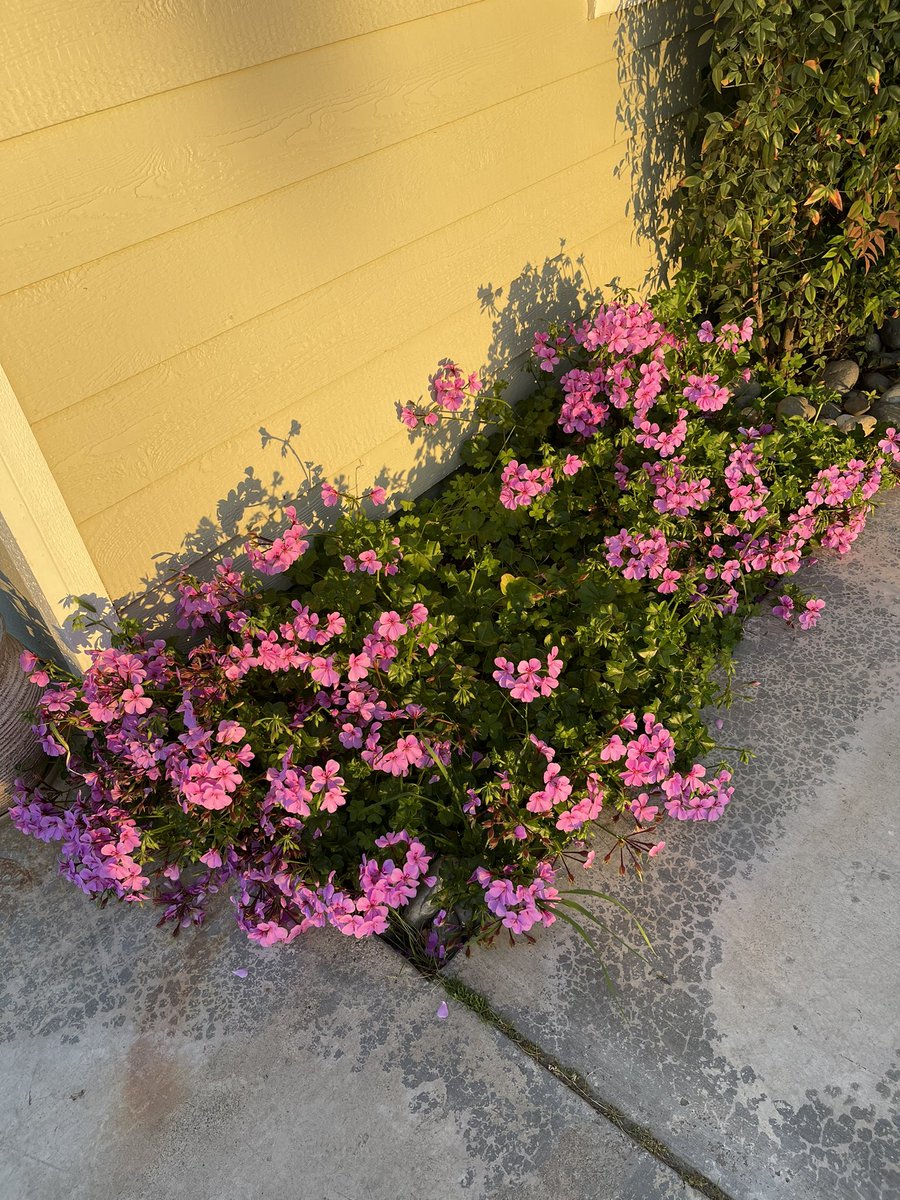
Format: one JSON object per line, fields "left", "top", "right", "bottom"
{"left": 11, "top": 303, "right": 899, "bottom": 957}
{"left": 672, "top": 0, "right": 900, "bottom": 367}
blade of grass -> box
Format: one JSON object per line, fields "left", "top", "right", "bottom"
{"left": 559, "top": 887, "right": 654, "bottom": 952}
{"left": 555, "top": 898, "right": 652, "bottom": 965}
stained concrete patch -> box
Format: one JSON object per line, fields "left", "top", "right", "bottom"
{"left": 452, "top": 489, "right": 900, "bottom": 1200}
{"left": 0, "top": 828, "right": 699, "bottom": 1200}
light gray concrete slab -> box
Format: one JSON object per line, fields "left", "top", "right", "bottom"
{"left": 452, "top": 489, "right": 900, "bottom": 1200}
{"left": 0, "top": 826, "right": 702, "bottom": 1200}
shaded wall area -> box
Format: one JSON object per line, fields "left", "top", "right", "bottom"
{"left": 0, "top": 0, "right": 706, "bottom": 614}
{"left": 0, "top": 530, "right": 60, "bottom": 664}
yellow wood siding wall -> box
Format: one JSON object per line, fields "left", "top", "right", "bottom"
{"left": 0, "top": 0, "right": 702, "bottom": 606}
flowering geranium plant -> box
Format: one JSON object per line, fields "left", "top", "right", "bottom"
{"left": 11, "top": 302, "right": 900, "bottom": 958}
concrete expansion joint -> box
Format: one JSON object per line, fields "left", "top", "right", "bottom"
{"left": 437, "top": 972, "right": 737, "bottom": 1200}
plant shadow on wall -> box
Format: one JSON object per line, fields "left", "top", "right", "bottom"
{"left": 476, "top": 243, "right": 607, "bottom": 384}
{"left": 111, "top": 248, "right": 635, "bottom": 636}
{"left": 612, "top": 0, "right": 710, "bottom": 292}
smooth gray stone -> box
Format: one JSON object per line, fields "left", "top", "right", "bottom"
{"left": 842, "top": 392, "right": 870, "bottom": 415}
{"left": 880, "top": 317, "right": 900, "bottom": 351}
{"left": 872, "top": 399, "right": 900, "bottom": 422}
{"left": 0, "top": 825, "right": 705, "bottom": 1200}
{"left": 822, "top": 358, "right": 859, "bottom": 393}
{"left": 452, "top": 490, "right": 900, "bottom": 1200}
{"left": 776, "top": 395, "right": 813, "bottom": 419}
{"left": 734, "top": 378, "right": 762, "bottom": 405}
{"left": 860, "top": 371, "right": 891, "bottom": 395}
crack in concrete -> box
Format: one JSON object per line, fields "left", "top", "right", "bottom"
{"left": 423, "top": 962, "right": 738, "bottom": 1200}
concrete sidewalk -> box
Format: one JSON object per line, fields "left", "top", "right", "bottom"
{"left": 0, "top": 825, "right": 701, "bottom": 1200}
{"left": 1, "top": 498, "right": 898, "bottom": 1200}
{"left": 452, "top": 489, "right": 900, "bottom": 1200}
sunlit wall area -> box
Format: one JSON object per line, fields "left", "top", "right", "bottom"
{"left": 0, "top": 0, "right": 704, "bottom": 606}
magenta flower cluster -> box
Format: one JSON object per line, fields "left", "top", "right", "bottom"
{"left": 772, "top": 595, "right": 826, "bottom": 629}
{"left": 697, "top": 318, "right": 754, "bottom": 351}
{"left": 246, "top": 506, "right": 310, "bottom": 575}
{"left": 235, "top": 831, "right": 436, "bottom": 944}
{"left": 473, "top": 861, "right": 560, "bottom": 934}
{"left": 11, "top": 785, "right": 149, "bottom": 900}
{"left": 645, "top": 457, "right": 712, "bottom": 517}
{"left": 492, "top": 647, "right": 563, "bottom": 702}
{"left": 604, "top": 529, "right": 675, "bottom": 589}
{"left": 559, "top": 367, "right": 610, "bottom": 436}
{"left": 513, "top": 304, "right": 889, "bottom": 631}
{"left": 343, "top": 537, "right": 403, "bottom": 576}
{"left": 11, "top": 566, "right": 450, "bottom": 945}
{"left": 400, "top": 361, "right": 483, "bottom": 429}
{"left": 498, "top": 460, "right": 554, "bottom": 510}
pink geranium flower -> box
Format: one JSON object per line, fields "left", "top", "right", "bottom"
{"left": 797, "top": 598, "right": 825, "bottom": 630}
{"left": 358, "top": 550, "right": 382, "bottom": 575}
{"left": 494, "top": 647, "right": 563, "bottom": 704}
{"left": 376, "top": 611, "right": 408, "bottom": 641}
{"left": 121, "top": 687, "right": 152, "bottom": 716}
{"left": 19, "top": 651, "right": 50, "bottom": 688}
{"left": 246, "top": 507, "right": 309, "bottom": 575}
{"left": 310, "top": 656, "right": 340, "bottom": 687}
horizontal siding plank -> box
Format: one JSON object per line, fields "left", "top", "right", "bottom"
{"left": 0, "top": 0, "right": 690, "bottom": 295}
{"left": 6, "top": 56, "right": 634, "bottom": 421}
{"left": 0, "top": 0, "right": 487, "bottom": 140}
{"left": 72, "top": 175, "right": 649, "bottom": 596}
{"left": 40, "top": 143, "right": 639, "bottom": 527}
